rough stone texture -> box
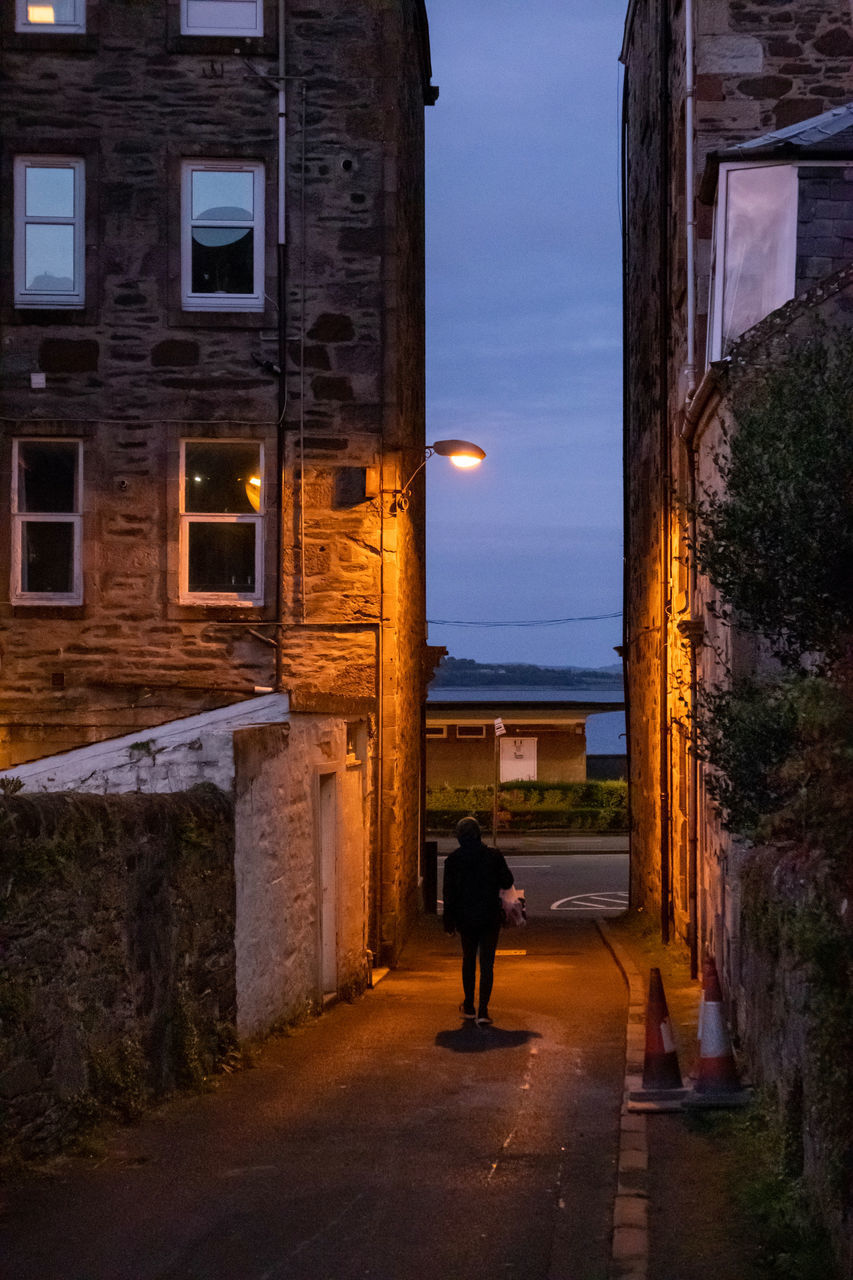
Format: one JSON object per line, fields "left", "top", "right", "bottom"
{"left": 796, "top": 166, "right": 853, "bottom": 293}
{"left": 0, "top": 0, "right": 433, "bottom": 966}
{"left": 0, "top": 789, "right": 237, "bottom": 1159}
{"left": 733, "top": 843, "right": 853, "bottom": 1274}
{"left": 622, "top": 0, "right": 853, "bottom": 945}
{"left": 233, "top": 713, "right": 370, "bottom": 1037}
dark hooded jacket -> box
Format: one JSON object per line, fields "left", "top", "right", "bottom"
{"left": 443, "top": 830, "right": 514, "bottom": 933}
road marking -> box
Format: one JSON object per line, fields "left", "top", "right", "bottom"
{"left": 551, "top": 891, "right": 629, "bottom": 911}
{"left": 496, "top": 949, "right": 527, "bottom": 956}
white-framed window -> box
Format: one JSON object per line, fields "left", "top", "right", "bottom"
{"left": 11, "top": 439, "right": 83, "bottom": 605}
{"left": 180, "top": 440, "right": 264, "bottom": 604}
{"left": 456, "top": 725, "right": 486, "bottom": 739}
{"left": 707, "top": 163, "right": 798, "bottom": 361}
{"left": 180, "top": 0, "right": 262, "bottom": 36}
{"left": 425, "top": 724, "right": 448, "bottom": 738}
{"left": 15, "top": 0, "right": 85, "bottom": 32}
{"left": 181, "top": 161, "right": 264, "bottom": 311}
{"left": 14, "top": 157, "right": 86, "bottom": 308}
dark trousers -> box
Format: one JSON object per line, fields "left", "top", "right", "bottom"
{"left": 459, "top": 924, "right": 500, "bottom": 1013}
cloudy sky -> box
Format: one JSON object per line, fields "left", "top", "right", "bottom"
{"left": 424, "top": 0, "right": 626, "bottom": 670}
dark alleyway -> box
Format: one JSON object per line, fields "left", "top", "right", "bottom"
{"left": 1, "top": 917, "right": 626, "bottom": 1280}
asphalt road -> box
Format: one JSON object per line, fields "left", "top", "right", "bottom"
{"left": 438, "top": 852, "right": 630, "bottom": 920}
{"left": 1, "top": 916, "right": 628, "bottom": 1280}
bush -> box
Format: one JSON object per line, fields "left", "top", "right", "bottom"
{"left": 425, "top": 780, "right": 627, "bottom": 834}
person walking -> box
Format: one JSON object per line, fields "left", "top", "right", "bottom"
{"left": 442, "top": 816, "right": 514, "bottom": 1025}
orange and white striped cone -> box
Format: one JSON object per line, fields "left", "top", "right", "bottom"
{"left": 694, "top": 957, "right": 741, "bottom": 1094}
{"left": 642, "top": 967, "right": 683, "bottom": 1090}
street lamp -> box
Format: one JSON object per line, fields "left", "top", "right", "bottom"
{"left": 392, "top": 438, "right": 486, "bottom": 512}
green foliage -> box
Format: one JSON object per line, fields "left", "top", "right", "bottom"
{"left": 696, "top": 331, "right": 853, "bottom": 669}
{"left": 0, "top": 789, "right": 237, "bottom": 1159}
{"left": 425, "top": 780, "right": 627, "bottom": 833}
{"left": 88, "top": 1035, "right": 149, "bottom": 1122}
{"left": 697, "top": 673, "right": 853, "bottom": 848}
{"left": 694, "top": 330, "right": 853, "bottom": 849}
{"left": 732, "top": 1095, "right": 838, "bottom": 1279}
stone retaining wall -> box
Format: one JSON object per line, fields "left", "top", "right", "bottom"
{"left": 734, "top": 843, "right": 853, "bottom": 1274}
{"left": 0, "top": 788, "right": 236, "bottom": 1160}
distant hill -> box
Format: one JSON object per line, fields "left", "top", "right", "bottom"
{"left": 430, "top": 657, "right": 624, "bottom": 689}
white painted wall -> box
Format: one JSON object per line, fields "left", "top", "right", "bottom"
{"left": 1, "top": 694, "right": 373, "bottom": 1043}
{"left": 0, "top": 695, "right": 291, "bottom": 794}
{"left": 232, "top": 714, "right": 369, "bottom": 1038}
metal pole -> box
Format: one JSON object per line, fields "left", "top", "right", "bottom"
{"left": 492, "top": 732, "right": 500, "bottom": 847}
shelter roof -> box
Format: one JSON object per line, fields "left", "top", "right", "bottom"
{"left": 701, "top": 102, "right": 853, "bottom": 202}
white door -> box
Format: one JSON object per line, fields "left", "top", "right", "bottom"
{"left": 318, "top": 772, "right": 338, "bottom": 996}
{"left": 500, "top": 736, "right": 537, "bottom": 782}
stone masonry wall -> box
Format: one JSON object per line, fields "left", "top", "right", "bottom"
{"left": 0, "top": 788, "right": 236, "bottom": 1160}
{"left": 0, "top": 0, "right": 431, "bottom": 791}
{"left": 797, "top": 166, "right": 853, "bottom": 294}
{"left": 733, "top": 843, "right": 853, "bottom": 1275}
{"left": 622, "top": 0, "right": 853, "bottom": 941}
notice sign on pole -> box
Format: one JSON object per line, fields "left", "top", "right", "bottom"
{"left": 494, "top": 717, "right": 506, "bottom": 736}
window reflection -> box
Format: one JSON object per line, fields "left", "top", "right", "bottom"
{"left": 27, "top": 0, "right": 76, "bottom": 22}
{"left": 721, "top": 166, "right": 797, "bottom": 354}
{"left": 191, "top": 170, "right": 253, "bottom": 220}
{"left": 184, "top": 442, "right": 260, "bottom": 513}
{"left": 25, "top": 167, "right": 75, "bottom": 217}
{"left": 188, "top": 523, "right": 256, "bottom": 593}
{"left": 25, "top": 225, "right": 76, "bottom": 292}
{"left": 22, "top": 522, "right": 75, "bottom": 594}
{"left": 190, "top": 170, "right": 255, "bottom": 295}
{"left": 183, "top": 0, "right": 261, "bottom": 35}
{"left": 18, "top": 441, "right": 78, "bottom": 512}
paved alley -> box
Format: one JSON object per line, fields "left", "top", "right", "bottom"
{"left": 1, "top": 916, "right": 626, "bottom": 1280}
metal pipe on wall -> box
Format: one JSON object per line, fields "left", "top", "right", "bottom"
{"left": 658, "top": 0, "right": 673, "bottom": 946}
{"left": 275, "top": 0, "right": 287, "bottom": 690}
{"left": 685, "top": 0, "right": 699, "bottom": 976}
{"left": 685, "top": 0, "right": 697, "bottom": 398}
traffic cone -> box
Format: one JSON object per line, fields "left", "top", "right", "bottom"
{"left": 642, "top": 967, "right": 683, "bottom": 1090}
{"left": 694, "top": 957, "right": 741, "bottom": 1093}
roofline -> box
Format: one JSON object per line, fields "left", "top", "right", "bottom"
{"left": 619, "top": 0, "right": 640, "bottom": 65}
{"left": 415, "top": 0, "right": 438, "bottom": 105}
{"left": 427, "top": 700, "right": 625, "bottom": 717}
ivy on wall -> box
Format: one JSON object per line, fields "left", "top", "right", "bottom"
{"left": 695, "top": 328, "right": 853, "bottom": 851}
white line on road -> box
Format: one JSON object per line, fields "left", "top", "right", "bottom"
{"left": 551, "top": 891, "right": 629, "bottom": 911}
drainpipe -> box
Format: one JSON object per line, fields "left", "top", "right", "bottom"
{"left": 681, "top": 371, "right": 723, "bottom": 974}
{"left": 274, "top": 0, "right": 287, "bottom": 689}
{"left": 685, "top": 0, "right": 699, "bottom": 975}
{"left": 658, "top": 0, "right": 673, "bottom": 946}
{"left": 619, "top": 63, "right": 634, "bottom": 906}
{"left": 685, "top": 0, "right": 697, "bottom": 399}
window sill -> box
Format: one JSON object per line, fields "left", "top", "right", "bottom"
{"left": 6, "top": 604, "right": 86, "bottom": 619}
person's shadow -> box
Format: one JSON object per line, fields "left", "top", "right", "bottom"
{"left": 434, "top": 1026, "right": 542, "bottom": 1054}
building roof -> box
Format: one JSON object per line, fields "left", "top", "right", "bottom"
{"left": 701, "top": 103, "right": 853, "bottom": 202}
{"left": 427, "top": 697, "right": 625, "bottom": 725}
{"left": 716, "top": 102, "right": 853, "bottom": 160}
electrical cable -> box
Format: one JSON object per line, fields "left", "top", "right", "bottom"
{"left": 426, "top": 611, "right": 622, "bottom": 628}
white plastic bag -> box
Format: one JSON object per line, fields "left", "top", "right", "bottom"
{"left": 500, "top": 885, "right": 526, "bottom": 928}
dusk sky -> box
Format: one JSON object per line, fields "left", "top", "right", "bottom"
{"left": 424, "top": 0, "right": 626, "bottom": 670}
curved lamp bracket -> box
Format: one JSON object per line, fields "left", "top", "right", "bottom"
{"left": 391, "top": 439, "right": 486, "bottom": 513}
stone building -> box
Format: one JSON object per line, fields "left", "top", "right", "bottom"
{"left": 0, "top": 0, "right": 438, "bottom": 988}
{"left": 620, "top": 0, "right": 853, "bottom": 971}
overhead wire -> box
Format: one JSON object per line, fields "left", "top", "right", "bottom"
{"left": 426, "top": 611, "right": 622, "bottom": 628}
